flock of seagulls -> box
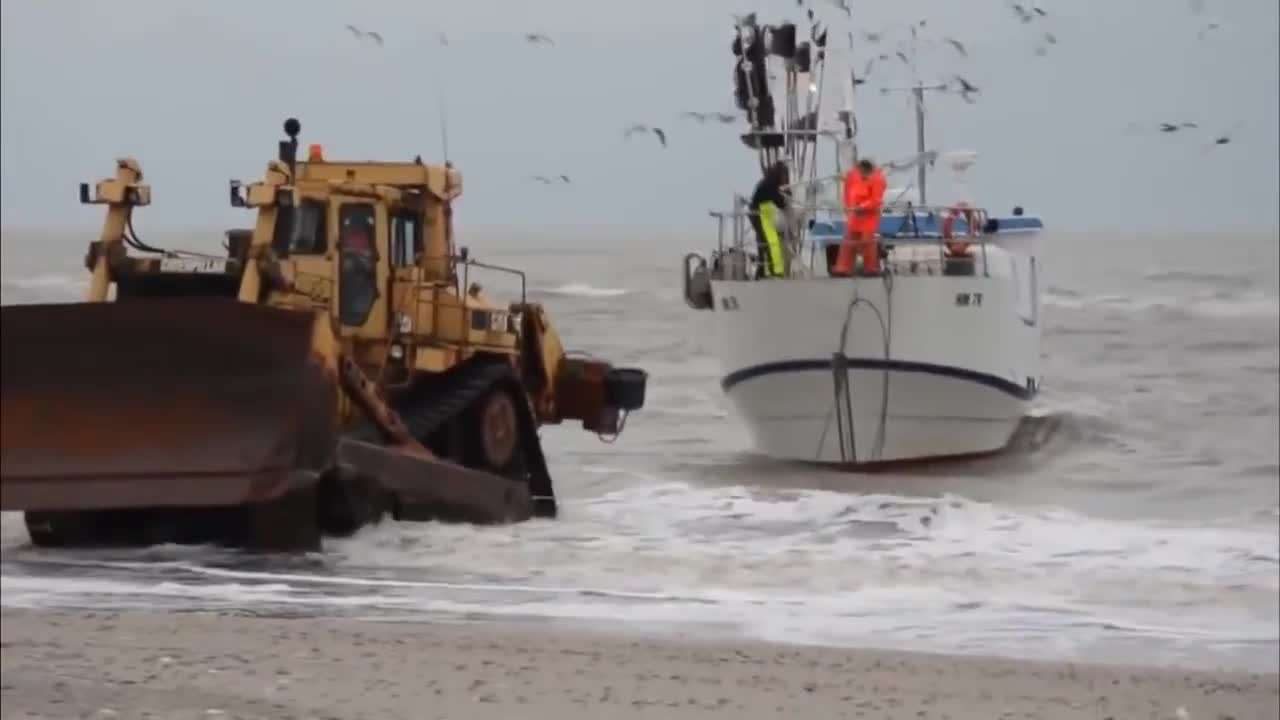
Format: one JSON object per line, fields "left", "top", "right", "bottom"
{"left": 1136, "top": 119, "right": 1242, "bottom": 150}
{"left": 843, "top": 1, "right": 1240, "bottom": 151}
{"left": 1128, "top": 0, "right": 1240, "bottom": 149}
{"left": 343, "top": 0, "right": 1242, "bottom": 186}
{"left": 841, "top": 4, "right": 1058, "bottom": 107}
{"left": 343, "top": 23, "right": 690, "bottom": 183}
{"left": 1001, "top": 4, "right": 1059, "bottom": 56}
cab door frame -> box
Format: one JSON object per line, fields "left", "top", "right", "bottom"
{"left": 328, "top": 195, "right": 390, "bottom": 340}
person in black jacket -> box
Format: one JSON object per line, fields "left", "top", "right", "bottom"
{"left": 748, "top": 161, "right": 790, "bottom": 278}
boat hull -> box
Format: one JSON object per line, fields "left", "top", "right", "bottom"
{"left": 705, "top": 247, "right": 1041, "bottom": 465}
{"left": 723, "top": 358, "right": 1030, "bottom": 465}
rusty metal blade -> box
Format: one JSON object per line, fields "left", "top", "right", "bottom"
{"left": 1, "top": 298, "right": 339, "bottom": 511}
{"left": 335, "top": 438, "right": 533, "bottom": 524}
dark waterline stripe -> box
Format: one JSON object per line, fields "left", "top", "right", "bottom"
{"left": 720, "top": 358, "right": 1035, "bottom": 400}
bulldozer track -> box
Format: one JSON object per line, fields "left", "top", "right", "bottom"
{"left": 345, "top": 359, "right": 557, "bottom": 518}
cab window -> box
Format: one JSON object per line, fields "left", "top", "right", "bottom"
{"left": 271, "top": 199, "right": 327, "bottom": 256}
{"left": 390, "top": 211, "right": 422, "bottom": 267}
{"left": 339, "top": 204, "right": 375, "bottom": 255}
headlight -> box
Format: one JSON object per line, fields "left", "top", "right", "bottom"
{"left": 397, "top": 312, "right": 413, "bottom": 334}
{"left": 389, "top": 344, "right": 404, "bottom": 360}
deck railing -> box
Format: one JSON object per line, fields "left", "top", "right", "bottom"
{"left": 706, "top": 198, "right": 995, "bottom": 280}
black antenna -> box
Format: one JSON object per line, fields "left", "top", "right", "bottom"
{"left": 431, "top": 35, "right": 451, "bottom": 165}
{"left": 281, "top": 117, "right": 301, "bottom": 178}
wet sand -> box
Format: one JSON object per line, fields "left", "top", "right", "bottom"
{"left": 0, "top": 608, "right": 1275, "bottom": 720}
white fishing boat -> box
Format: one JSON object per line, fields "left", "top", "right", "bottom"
{"left": 682, "top": 14, "right": 1046, "bottom": 466}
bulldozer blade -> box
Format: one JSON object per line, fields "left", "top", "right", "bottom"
{"left": 1, "top": 298, "right": 340, "bottom": 515}
{"left": 334, "top": 437, "right": 534, "bottom": 525}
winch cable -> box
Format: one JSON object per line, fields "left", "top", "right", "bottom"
{"left": 869, "top": 269, "right": 894, "bottom": 462}
{"left": 816, "top": 279, "right": 864, "bottom": 463}
{"left": 814, "top": 266, "right": 894, "bottom": 464}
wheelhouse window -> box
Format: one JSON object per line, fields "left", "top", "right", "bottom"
{"left": 272, "top": 199, "right": 327, "bottom": 256}
{"left": 390, "top": 211, "right": 422, "bottom": 268}
{"left": 337, "top": 203, "right": 378, "bottom": 327}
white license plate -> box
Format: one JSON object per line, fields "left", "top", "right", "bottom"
{"left": 159, "top": 257, "right": 229, "bottom": 274}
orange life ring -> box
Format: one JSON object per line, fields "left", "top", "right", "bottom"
{"left": 941, "top": 206, "right": 974, "bottom": 256}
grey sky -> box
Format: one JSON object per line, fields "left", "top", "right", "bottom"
{"left": 2, "top": 0, "right": 1277, "bottom": 234}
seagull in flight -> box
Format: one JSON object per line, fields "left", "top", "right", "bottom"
{"left": 624, "top": 124, "right": 667, "bottom": 148}
{"left": 851, "top": 58, "right": 877, "bottom": 85}
{"left": 530, "top": 175, "right": 571, "bottom": 184}
{"left": 524, "top": 33, "right": 555, "bottom": 45}
{"left": 1033, "top": 31, "right": 1059, "bottom": 55}
{"left": 943, "top": 37, "right": 967, "bottom": 57}
{"left": 346, "top": 24, "right": 383, "bottom": 45}
{"left": 883, "top": 150, "right": 940, "bottom": 175}
{"left": 951, "top": 75, "right": 980, "bottom": 103}
{"left": 681, "top": 112, "right": 737, "bottom": 124}
{"left": 1203, "top": 120, "right": 1244, "bottom": 150}
{"left": 1159, "top": 122, "right": 1199, "bottom": 133}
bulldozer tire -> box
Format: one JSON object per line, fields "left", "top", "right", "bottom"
{"left": 472, "top": 386, "right": 520, "bottom": 472}
{"left": 343, "top": 357, "right": 559, "bottom": 520}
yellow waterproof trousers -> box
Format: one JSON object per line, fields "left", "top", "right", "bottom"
{"left": 757, "top": 201, "right": 785, "bottom": 278}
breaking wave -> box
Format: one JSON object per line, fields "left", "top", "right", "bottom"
{"left": 1043, "top": 286, "right": 1279, "bottom": 319}
{"left": 535, "top": 282, "right": 631, "bottom": 298}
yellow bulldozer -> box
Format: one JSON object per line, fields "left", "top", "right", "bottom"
{"left": 0, "top": 117, "right": 648, "bottom": 551}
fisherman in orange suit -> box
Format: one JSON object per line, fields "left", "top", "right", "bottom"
{"left": 834, "top": 158, "right": 887, "bottom": 276}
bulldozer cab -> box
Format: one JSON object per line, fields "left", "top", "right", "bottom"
{"left": 228, "top": 122, "right": 525, "bottom": 387}
{"left": 267, "top": 186, "right": 394, "bottom": 342}
{"left": 234, "top": 138, "right": 445, "bottom": 339}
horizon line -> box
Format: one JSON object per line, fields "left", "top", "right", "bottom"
{"left": 3, "top": 221, "right": 1279, "bottom": 239}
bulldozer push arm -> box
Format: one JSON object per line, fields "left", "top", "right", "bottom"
{"left": 0, "top": 118, "right": 649, "bottom": 551}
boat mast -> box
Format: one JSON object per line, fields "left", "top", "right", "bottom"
{"left": 914, "top": 84, "right": 927, "bottom": 205}
{"left": 881, "top": 23, "right": 945, "bottom": 207}
{"left": 731, "top": 15, "right": 829, "bottom": 207}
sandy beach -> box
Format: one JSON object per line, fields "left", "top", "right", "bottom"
{"left": 0, "top": 608, "right": 1274, "bottom": 720}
